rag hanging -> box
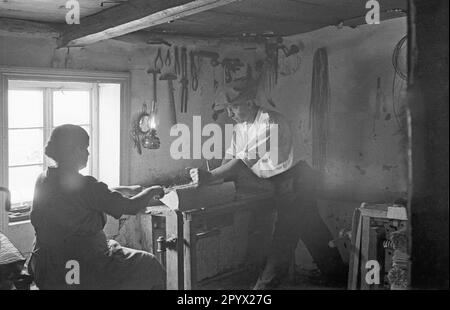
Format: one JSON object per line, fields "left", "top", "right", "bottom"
{"left": 309, "top": 47, "right": 330, "bottom": 173}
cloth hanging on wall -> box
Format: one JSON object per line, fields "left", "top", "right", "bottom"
{"left": 309, "top": 47, "right": 330, "bottom": 173}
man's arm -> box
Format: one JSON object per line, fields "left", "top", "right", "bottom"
{"left": 190, "top": 159, "right": 248, "bottom": 185}
{"left": 211, "top": 159, "right": 247, "bottom": 180}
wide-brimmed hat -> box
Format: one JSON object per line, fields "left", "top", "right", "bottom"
{"left": 213, "top": 78, "right": 258, "bottom": 111}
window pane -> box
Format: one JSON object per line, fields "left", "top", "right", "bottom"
{"left": 99, "top": 83, "right": 121, "bottom": 187}
{"left": 79, "top": 162, "right": 90, "bottom": 176}
{"left": 53, "top": 90, "right": 90, "bottom": 126}
{"left": 9, "top": 129, "right": 43, "bottom": 166}
{"left": 81, "top": 125, "right": 91, "bottom": 137}
{"left": 9, "top": 165, "right": 43, "bottom": 205}
{"left": 8, "top": 90, "right": 43, "bottom": 128}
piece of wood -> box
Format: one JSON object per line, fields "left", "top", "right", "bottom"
{"left": 183, "top": 213, "right": 197, "bottom": 289}
{"left": 165, "top": 210, "right": 184, "bottom": 290}
{"left": 137, "top": 213, "right": 153, "bottom": 252}
{"left": 359, "top": 216, "right": 371, "bottom": 290}
{"left": 112, "top": 30, "right": 261, "bottom": 50}
{"left": 348, "top": 208, "right": 362, "bottom": 290}
{"left": 58, "top": 0, "right": 242, "bottom": 47}
{"left": 159, "top": 181, "right": 236, "bottom": 211}
{"left": 368, "top": 227, "right": 380, "bottom": 290}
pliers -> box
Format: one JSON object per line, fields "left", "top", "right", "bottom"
{"left": 180, "top": 47, "right": 189, "bottom": 113}
{"left": 154, "top": 48, "right": 163, "bottom": 71}
{"left": 190, "top": 51, "right": 199, "bottom": 91}
{"left": 165, "top": 49, "right": 172, "bottom": 67}
{"left": 174, "top": 46, "right": 180, "bottom": 76}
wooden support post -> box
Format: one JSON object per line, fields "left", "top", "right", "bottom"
{"left": 165, "top": 210, "right": 184, "bottom": 290}
{"left": 408, "top": 0, "right": 449, "bottom": 289}
{"left": 359, "top": 216, "right": 371, "bottom": 290}
{"left": 183, "top": 213, "right": 197, "bottom": 290}
{"left": 348, "top": 208, "right": 362, "bottom": 290}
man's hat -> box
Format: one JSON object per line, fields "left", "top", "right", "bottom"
{"left": 213, "top": 78, "right": 258, "bottom": 111}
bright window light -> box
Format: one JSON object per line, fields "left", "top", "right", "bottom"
{"left": 7, "top": 81, "right": 121, "bottom": 209}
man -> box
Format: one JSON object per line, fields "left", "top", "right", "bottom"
{"left": 190, "top": 79, "right": 347, "bottom": 289}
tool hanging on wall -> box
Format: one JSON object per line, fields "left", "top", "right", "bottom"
{"left": 174, "top": 46, "right": 180, "bottom": 76}
{"left": 309, "top": 47, "right": 330, "bottom": 172}
{"left": 147, "top": 38, "right": 172, "bottom": 47}
{"left": 160, "top": 73, "right": 178, "bottom": 125}
{"left": 64, "top": 47, "right": 72, "bottom": 69}
{"left": 180, "top": 47, "right": 189, "bottom": 113}
{"left": 190, "top": 51, "right": 199, "bottom": 91}
{"left": 192, "top": 50, "right": 220, "bottom": 92}
{"left": 213, "top": 66, "right": 219, "bottom": 90}
{"left": 146, "top": 66, "right": 161, "bottom": 149}
{"left": 264, "top": 37, "right": 301, "bottom": 88}
{"left": 165, "top": 49, "right": 172, "bottom": 67}
{"left": 154, "top": 47, "right": 164, "bottom": 71}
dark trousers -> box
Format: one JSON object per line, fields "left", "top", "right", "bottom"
{"left": 254, "top": 161, "right": 346, "bottom": 289}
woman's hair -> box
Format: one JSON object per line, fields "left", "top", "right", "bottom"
{"left": 45, "top": 124, "right": 89, "bottom": 164}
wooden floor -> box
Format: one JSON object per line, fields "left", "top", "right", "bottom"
{"left": 28, "top": 269, "right": 346, "bottom": 290}
{"left": 199, "top": 268, "right": 346, "bottom": 290}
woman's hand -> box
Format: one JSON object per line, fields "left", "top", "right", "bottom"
{"left": 189, "top": 168, "right": 213, "bottom": 185}
{"left": 146, "top": 185, "right": 165, "bottom": 200}
{"left": 127, "top": 185, "right": 165, "bottom": 214}
{"left": 127, "top": 185, "right": 143, "bottom": 195}
{"left": 113, "top": 185, "right": 143, "bottom": 197}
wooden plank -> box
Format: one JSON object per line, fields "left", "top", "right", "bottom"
{"left": 159, "top": 181, "right": 236, "bottom": 211}
{"left": 347, "top": 208, "right": 362, "bottom": 290}
{"left": 58, "top": 0, "right": 242, "bottom": 47}
{"left": 359, "top": 216, "right": 371, "bottom": 290}
{"left": 183, "top": 213, "right": 197, "bottom": 289}
{"left": 165, "top": 210, "right": 184, "bottom": 290}
{"left": 368, "top": 226, "right": 380, "bottom": 290}
{"left": 137, "top": 213, "right": 153, "bottom": 252}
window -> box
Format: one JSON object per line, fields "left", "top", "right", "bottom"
{"left": 0, "top": 68, "right": 130, "bottom": 228}
{"left": 7, "top": 80, "right": 121, "bottom": 217}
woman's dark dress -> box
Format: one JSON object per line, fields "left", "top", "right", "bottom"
{"left": 30, "top": 168, "right": 165, "bottom": 290}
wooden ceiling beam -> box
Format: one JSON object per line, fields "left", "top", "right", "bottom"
{"left": 111, "top": 30, "right": 263, "bottom": 49}
{"left": 58, "top": 0, "right": 243, "bottom": 48}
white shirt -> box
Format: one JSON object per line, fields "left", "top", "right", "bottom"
{"left": 225, "top": 108, "right": 300, "bottom": 178}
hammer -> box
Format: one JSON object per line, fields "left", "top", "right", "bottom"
{"left": 147, "top": 68, "right": 161, "bottom": 113}
{"left": 159, "top": 72, "right": 177, "bottom": 125}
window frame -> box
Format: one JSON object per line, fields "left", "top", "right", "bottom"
{"left": 7, "top": 83, "right": 98, "bottom": 209}
{"left": 0, "top": 66, "right": 131, "bottom": 228}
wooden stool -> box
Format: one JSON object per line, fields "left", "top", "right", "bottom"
{"left": 347, "top": 203, "right": 408, "bottom": 290}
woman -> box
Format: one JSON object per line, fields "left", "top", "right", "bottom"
{"left": 29, "top": 124, "right": 165, "bottom": 290}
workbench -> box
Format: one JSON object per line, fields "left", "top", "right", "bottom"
{"left": 137, "top": 190, "right": 276, "bottom": 290}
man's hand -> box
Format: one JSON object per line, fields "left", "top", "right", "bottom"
{"left": 189, "top": 168, "right": 213, "bottom": 185}
{"left": 107, "top": 239, "right": 122, "bottom": 257}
